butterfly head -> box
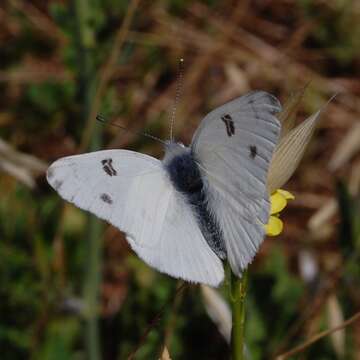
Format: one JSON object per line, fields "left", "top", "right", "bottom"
{"left": 163, "top": 141, "right": 189, "bottom": 165}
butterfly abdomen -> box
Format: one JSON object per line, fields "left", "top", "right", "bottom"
{"left": 163, "top": 143, "right": 226, "bottom": 259}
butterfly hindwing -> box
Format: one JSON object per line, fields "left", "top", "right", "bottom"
{"left": 191, "top": 91, "right": 282, "bottom": 275}
{"left": 47, "top": 150, "right": 224, "bottom": 286}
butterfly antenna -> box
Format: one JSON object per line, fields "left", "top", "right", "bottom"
{"left": 96, "top": 114, "right": 167, "bottom": 145}
{"left": 169, "top": 58, "right": 184, "bottom": 142}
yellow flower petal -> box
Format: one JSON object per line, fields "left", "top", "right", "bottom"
{"left": 264, "top": 216, "right": 284, "bottom": 236}
{"left": 277, "top": 189, "right": 295, "bottom": 200}
{"left": 270, "top": 191, "right": 287, "bottom": 214}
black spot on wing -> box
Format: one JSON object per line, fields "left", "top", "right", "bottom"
{"left": 101, "top": 158, "right": 117, "bottom": 176}
{"left": 100, "top": 193, "right": 113, "bottom": 204}
{"left": 221, "top": 114, "right": 235, "bottom": 137}
{"left": 249, "top": 145, "right": 257, "bottom": 159}
{"left": 229, "top": 119, "right": 235, "bottom": 135}
{"left": 102, "top": 165, "right": 113, "bottom": 176}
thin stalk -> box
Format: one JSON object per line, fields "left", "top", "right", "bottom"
{"left": 230, "top": 269, "right": 248, "bottom": 360}
{"left": 79, "top": 0, "right": 141, "bottom": 151}
{"left": 83, "top": 215, "right": 103, "bottom": 360}
{"left": 73, "top": 1, "right": 102, "bottom": 359}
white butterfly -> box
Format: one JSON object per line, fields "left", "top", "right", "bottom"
{"left": 47, "top": 91, "right": 281, "bottom": 287}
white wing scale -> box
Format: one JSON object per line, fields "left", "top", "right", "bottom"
{"left": 47, "top": 150, "right": 224, "bottom": 286}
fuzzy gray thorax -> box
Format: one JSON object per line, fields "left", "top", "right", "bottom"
{"left": 162, "top": 141, "right": 226, "bottom": 260}
{"left": 162, "top": 141, "right": 189, "bottom": 166}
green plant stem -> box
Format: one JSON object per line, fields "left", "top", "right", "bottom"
{"left": 83, "top": 216, "right": 103, "bottom": 360}
{"left": 230, "top": 269, "right": 248, "bottom": 360}
{"left": 73, "top": 1, "right": 102, "bottom": 360}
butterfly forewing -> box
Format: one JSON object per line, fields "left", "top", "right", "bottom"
{"left": 191, "top": 91, "right": 282, "bottom": 275}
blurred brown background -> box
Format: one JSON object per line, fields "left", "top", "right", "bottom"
{"left": 0, "top": 0, "right": 359, "bottom": 359}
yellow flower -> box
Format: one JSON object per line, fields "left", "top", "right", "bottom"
{"left": 265, "top": 189, "right": 295, "bottom": 236}
{"left": 264, "top": 88, "right": 330, "bottom": 237}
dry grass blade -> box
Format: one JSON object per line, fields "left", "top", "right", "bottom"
{"left": 9, "top": 0, "right": 66, "bottom": 43}
{"left": 278, "top": 84, "right": 308, "bottom": 138}
{"left": 273, "top": 263, "right": 343, "bottom": 357}
{"left": 159, "top": 346, "right": 172, "bottom": 360}
{"left": 158, "top": 2, "right": 359, "bottom": 114}
{"left": 329, "top": 122, "right": 360, "bottom": 171}
{"left": 201, "top": 285, "right": 232, "bottom": 343}
{"left": 276, "top": 311, "right": 360, "bottom": 360}
{"left": 308, "top": 198, "right": 337, "bottom": 232}
{"left": 0, "top": 160, "right": 35, "bottom": 188}
{"left": 326, "top": 295, "right": 345, "bottom": 357}
{"left": 309, "top": 147, "right": 360, "bottom": 232}
{"left": 0, "top": 68, "right": 70, "bottom": 84}
{"left": 0, "top": 138, "right": 47, "bottom": 188}
{"left": 0, "top": 138, "right": 47, "bottom": 173}
{"left": 268, "top": 110, "right": 320, "bottom": 193}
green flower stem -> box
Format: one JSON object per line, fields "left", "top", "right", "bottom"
{"left": 73, "top": 1, "right": 102, "bottom": 359}
{"left": 230, "top": 269, "right": 249, "bottom": 360}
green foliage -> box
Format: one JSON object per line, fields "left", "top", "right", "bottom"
{"left": 298, "top": 0, "right": 360, "bottom": 65}
{"left": 35, "top": 319, "right": 80, "bottom": 360}
{"left": 245, "top": 247, "right": 305, "bottom": 358}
